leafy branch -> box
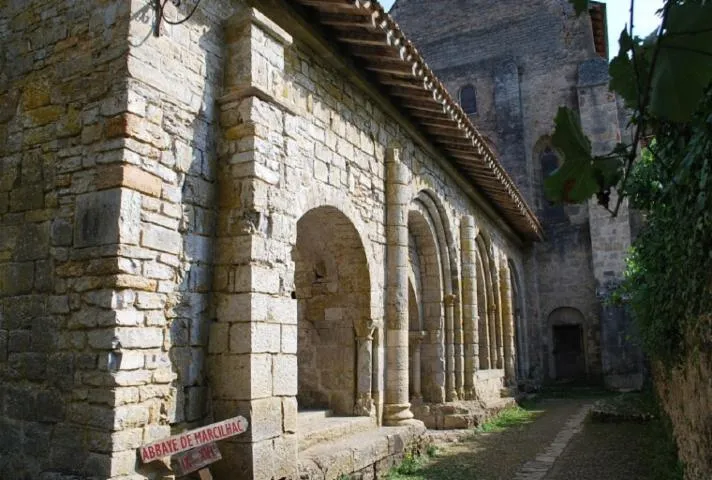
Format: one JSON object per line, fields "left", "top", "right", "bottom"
{"left": 546, "top": 0, "right": 712, "bottom": 214}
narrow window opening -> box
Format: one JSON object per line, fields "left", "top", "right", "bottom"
{"left": 459, "top": 84, "right": 477, "bottom": 115}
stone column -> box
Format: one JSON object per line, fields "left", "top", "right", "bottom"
{"left": 491, "top": 255, "right": 504, "bottom": 370}
{"left": 500, "top": 256, "right": 516, "bottom": 384}
{"left": 453, "top": 287, "right": 465, "bottom": 400}
{"left": 354, "top": 319, "right": 376, "bottom": 416}
{"left": 408, "top": 330, "right": 426, "bottom": 404}
{"left": 444, "top": 293, "right": 458, "bottom": 401}
{"left": 461, "top": 216, "right": 479, "bottom": 398}
{"left": 384, "top": 147, "right": 414, "bottom": 425}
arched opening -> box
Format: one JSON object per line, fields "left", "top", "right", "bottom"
{"left": 475, "top": 236, "right": 495, "bottom": 370}
{"left": 294, "top": 206, "right": 371, "bottom": 415}
{"left": 508, "top": 260, "right": 527, "bottom": 380}
{"left": 459, "top": 84, "right": 477, "bottom": 116}
{"left": 408, "top": 208, "right": 445, "bottom": 404}
{"left": 549, "top": 307, "right": 587, "bottom": 381}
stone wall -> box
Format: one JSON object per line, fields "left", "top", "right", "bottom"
{"left": 1, "top": 1, "right": 534, "bottom": 478}
{"left": 654, "top": 321, "right": 712, "bottom": 480}
{"left": 0, "top": 1, "right": 133, "bottom": 478}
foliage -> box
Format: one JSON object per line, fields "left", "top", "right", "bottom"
{"left": 475, "top": 405, "right": 537, "bottom": 433}
{"left": 549, "top": 0, "right": 712, "bottom": 363}
{"left": 621, "top": 96, "right": 712, "bottom": 362}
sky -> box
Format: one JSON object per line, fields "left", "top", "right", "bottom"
{"left": 380, "top": 0, "right": 665, "bottom": 58}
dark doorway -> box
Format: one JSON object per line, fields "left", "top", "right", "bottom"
{"left": 552, "top": 325, "right": 586, "bottom": 380}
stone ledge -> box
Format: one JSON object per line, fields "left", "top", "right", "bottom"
{"left": 298, "top": 421, "right": 427, "bottom": 480}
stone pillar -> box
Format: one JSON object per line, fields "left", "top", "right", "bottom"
{"left": 500, "top": 256, "right": 516, "bottom": 384}
{"left": 444, "top": 293, "right": 458, "bottom": 401}
{"left": 209, "top": 9, "right": 298, "bottom": 480}
{"left": 492, "top": 255, "right": 505, "bottom": 370}
{"left": 408, "top": 331, "right": 426, "bottom": 404}
{"left": 461, "top": 216, "right": 479, "bottom": 398}
{"left": 354, "top": 320, "right": 376, "bottom": 416}
{"left": 453, "top": 287, "right": 465, "bottom": 400}
{"left": 384, "top": 147, "right": 414, "bottom": 425}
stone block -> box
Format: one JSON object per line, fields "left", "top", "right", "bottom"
{"left": 282, "top": 397, "right": 297, "bottom": 434}
{"left": 97, "top": 164, "right": 163, "bottom": 198}
{"left": 0, "top": 263, "right": 35, "bottom": 296}
{"left": 114, "top": 403, "right": 150, "bottom": 430}
{"left": 74, "top": 189, "right": 140, "bottom": 247}
{"left": 230, "top": 322, "right": 280, "bottom": 354}
{"left": 244, "top": 397, "right": 283, "bottom": 442}
{"left": 8, "top": 330, "right": 31, "bottom": 352}
{"left": 281, "top": 324, "right": 297, "bottom": 354}
{"left": 141, "top": 224, "right": 182, "bottom": 254}
{"left": 185, "top": 386, "right": 207, "bottom": 422}
{"left": 15, "top": 221, "right": 49, "bottom": 261}
{"left": 273, "top": 354, "right": 297, "bottom": 396}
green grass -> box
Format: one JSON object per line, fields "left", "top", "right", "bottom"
{"left": 475, "top": 405, "right": 539, "bottom": 433}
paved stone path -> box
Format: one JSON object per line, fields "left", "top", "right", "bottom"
{"left": 421, "top": 397, "right": 663, "bottom": 480}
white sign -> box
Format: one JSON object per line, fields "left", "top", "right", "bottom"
{"left": 139, "top": 416, "right": 249, "bottom": 463}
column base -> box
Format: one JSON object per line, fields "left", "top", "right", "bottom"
{"left": 383, "top": 403, "right": 414, "bottom": 425}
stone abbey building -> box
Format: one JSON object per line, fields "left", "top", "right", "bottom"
{"left": 0, "top": 0, "right": 641, "bottom": 479}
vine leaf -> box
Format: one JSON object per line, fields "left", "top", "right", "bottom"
{"left": 652, "top": 3, "right": 712, "bottom": 121}
{"left": 545, "top": 107, "right": 598, "bottom": 203}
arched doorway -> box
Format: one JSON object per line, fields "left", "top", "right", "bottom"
{"left": 549, "top": 307, "right": 587, "bottom": 381}
{"left": 294, "top": 206, "right": 371, "bottom": 415}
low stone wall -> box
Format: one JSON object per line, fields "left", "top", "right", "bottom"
{"left": 654, "top": 321, "right": 712, "bottom": 480}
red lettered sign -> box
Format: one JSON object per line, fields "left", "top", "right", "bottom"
{"left": 172, "top": 442, "right": 222, "bottom": 476}
{"left": 139, "top": 416, "right": 248, "bottom": 463}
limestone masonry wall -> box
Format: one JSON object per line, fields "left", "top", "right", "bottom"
{"left": 0, "top": 1, "right": 134, "bottom": 478}
{"left": 655, "top": 323, "right": 712, "bottom": 480}
{"left": 1, "top": 1, "right": 532, "bottom": 479}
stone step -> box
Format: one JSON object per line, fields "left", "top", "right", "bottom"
{"left": 299, "top": 421, "right": 427, "bottom": 479}
{"left": 298, "top": 415, "right": 376, "bottom": 452}
{"left": 298, "top": 409, "right": 333, "bottom": 422}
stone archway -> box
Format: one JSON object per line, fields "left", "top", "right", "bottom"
{"left": 475, "top": 236, "right": 496, "bottom": 370}
{"left": 407, "top": 208, "right": 445, "bottom": 404}
{"left": 294, "top": 206, "right": 371, "bottom": 415}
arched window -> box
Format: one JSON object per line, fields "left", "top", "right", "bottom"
{"left": 459, "top": 84, "right": 477, "bottom": 115}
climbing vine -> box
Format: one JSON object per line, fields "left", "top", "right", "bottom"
{"left": 546, "top": 0, "right": 712, "bottom": 363}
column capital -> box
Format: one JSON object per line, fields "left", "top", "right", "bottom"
{"left": 444, "top": 294, "right": 458, "bottom": 306}
{"left": 353, "top": 318, "right": 377, "bottom": 340}
{"left": 408, "top": 330, "right": 427, "bottom": 345}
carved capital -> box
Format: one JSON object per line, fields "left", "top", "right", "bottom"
{"left": 353, "top": 318, "right": 376, "bottom": 340}
{"left": 444, "top": 294, "right": 458, "bottom": 306}
{"left": 408, "top": 330, "right": 427, "bottom": 345}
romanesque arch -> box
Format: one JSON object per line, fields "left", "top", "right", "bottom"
{"left": 475, "top": 234, "right": 497, "bottom": 370}
{"left": 294, "top": 206, "right": 372, "bottom": 415}
{"left": 407, "top": 206, "right": 445, "bottom": 403}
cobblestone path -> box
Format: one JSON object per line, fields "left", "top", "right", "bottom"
{"left": 416, "top": 397, "right": 666, "bottom": 480}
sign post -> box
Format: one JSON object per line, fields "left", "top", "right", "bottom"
{"left": 138, "top": 415, "right": 249, "bottom": 477}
